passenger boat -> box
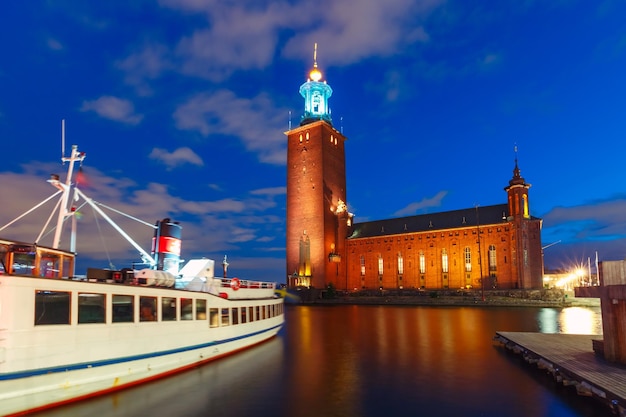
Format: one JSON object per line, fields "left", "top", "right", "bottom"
{"left": 0, "top": 144, "right": 285, "bottom": 416}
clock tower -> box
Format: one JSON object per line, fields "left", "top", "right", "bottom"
{"left": 285, "top": 45, "right": 351, "bottom": 290}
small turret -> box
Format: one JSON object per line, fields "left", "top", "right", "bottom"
{"left": 299, "top": 43, "right": 333, "bottom": 126}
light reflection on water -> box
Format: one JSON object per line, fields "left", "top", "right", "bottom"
{"left": 537, "top": 306, "right": 603, "bottom": 335}
{"left": 33, "top": 305, "right": 608, "bottom": 417}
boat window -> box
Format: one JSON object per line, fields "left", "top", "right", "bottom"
{"left": 196, "top": 299, "right": 206, "bottom": 320}
{"left": 232, "top": 307, "right": 239, "bottom": 325}
{"left": 13, "top": 251, "right": 36, "bottom": 276}
{"left": 241, "top": 307, "right": 247, "bottom": 324}
{"left": 112, "top": 295, "right": 134, "bottom": 323}
{"left": 39, "top": 253, "right": 60, "bottom": 278}
{"left": 140, "top": 297, "right": 157, "bottom": 322}
{"left": 78, "top": 293, "right": 106, "bottom": 324}
{"left": 255, "top": 306, "right": 260, "bottom": 321}
{"left": 162, "top": 297, "right": 176, "bottom": 321}
{"left": 35, "top": 290, "right": 70, "bottom": 325}
{"left": 249, "top": 306, "right": 254, "bottom": 322}
{"left": 62, "top": 255, "right": 73, "bottom": 278}
{"left": 181, "top": 298, "right": 193, "bottom": 320}
{"left": 221, "top": 308, "right": 230, "bottom": 326}
{"left": 209, "top": 308, "right": 219, "bottom": 328}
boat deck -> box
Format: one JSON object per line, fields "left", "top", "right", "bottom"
{"left": 494, "top": 331, "right": 626, "bottom": 416}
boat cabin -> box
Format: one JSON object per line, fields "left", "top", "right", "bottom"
{"left": 0, "top": 239, "right": 75, "bottom": 278}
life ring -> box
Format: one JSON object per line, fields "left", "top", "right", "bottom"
{"left": 230, "top": 277, "right": 241, "bottom": 291}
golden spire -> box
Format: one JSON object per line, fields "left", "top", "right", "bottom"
{"left": 309, "top": 43, "right": 322, "bottom": 82}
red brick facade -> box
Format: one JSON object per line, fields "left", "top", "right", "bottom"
{"left": 285, "top": 120, "right": 544, "bottom": 291}
{"left": 285, "top": 61, "right": 543, "bottom": 290}
{"left": 285, "top": 121, "right": 348, "bottom": 289}
{"left": 341, "top": 213, "right": 543, "bottom": 291}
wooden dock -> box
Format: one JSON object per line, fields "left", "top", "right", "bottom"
{"left": 494, "top": 332, "right": 626, "bottom": 416}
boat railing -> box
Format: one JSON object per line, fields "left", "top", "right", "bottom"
{"left": 219, "top": 277, "right": 276, "bottom": 290}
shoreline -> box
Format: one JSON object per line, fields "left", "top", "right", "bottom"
{"left": 290, "top": 288, "right": 600, "bottom": 308}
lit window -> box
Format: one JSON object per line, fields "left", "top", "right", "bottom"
{"left": 360, "top": 255, "right": 366, "bottom": 276}
{"left": 442, "top": 249, "right": 449, "bottom": 273}
{"left": 180, "top": 298, "right": 192, "bottom": 320}
{"left": 397, "top": 253, "right": 404, "bottom": 275}
{"left": 140, "top": 296, "right": 157, "bottom": 322}
{"left": 419, "top": 251, "right": 426, "bottom": 274}
{"left": 196, "top": 299, "right": 206, "bottom": 320}
{"left": 464, "top": 247, "right": 472, "bottom": 272}
{"left": 378, "top": 256, "right": 384, "bottom": 275}
{"left": 489, "top": 245, "right": 497, "bottom": 271}
{"left": 209, "top": 308, "right": 219, "bottom": 327}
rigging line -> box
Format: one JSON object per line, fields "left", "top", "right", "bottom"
{"left": 91, "top": 199, "right": 157, "bottom": 229}
{"left": 0, "top": 190, "right": 63, "bottom": 233}
{"left": 36, "top": 197, "right": 64, "bottom": 245}
{"left": 38, "top": 200, "right": 90, "bottom": 242}
{"left": 92, "top": 204, "right": 115, "bottom": 270}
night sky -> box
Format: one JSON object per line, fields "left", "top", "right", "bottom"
{"left": 1, "top": 1, "right": 625, "bottom": 281}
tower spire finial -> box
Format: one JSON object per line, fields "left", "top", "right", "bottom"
{"left": 313, "top": 42, "right": 318, "bottom": 68}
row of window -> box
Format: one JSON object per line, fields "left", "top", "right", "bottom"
{"left": 360, "top": 246, "right": 499, "bottom": 276}
{"left": 34, "top": 290, "right": 283, "bottom": 326}
{"left": 351, "top": 227, "right": 511, "bottom": 245}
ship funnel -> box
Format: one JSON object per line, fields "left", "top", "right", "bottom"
{"left": 152, "top": 218, "right": 182, "bottom": 274}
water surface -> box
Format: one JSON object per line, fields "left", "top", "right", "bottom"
{"left": 34, "top": 305, "right": 609, "bottom": 417}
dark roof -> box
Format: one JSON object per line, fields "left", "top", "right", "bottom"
{"left": 349, "top": 204, "right": 516, "bottom": 239}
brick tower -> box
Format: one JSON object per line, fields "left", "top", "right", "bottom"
{"left": 285, "top": 45, "right": 351, "bottom": 290}
{"left": 504, "top": 152, "right": 544, "bottom": 288}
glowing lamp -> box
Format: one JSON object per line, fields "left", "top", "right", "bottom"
{"left": 310, "top": 68, "right": 322, "bottom": 82}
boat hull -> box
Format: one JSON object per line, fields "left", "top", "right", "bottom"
{"left": 0, "top": 275, "right": 284, "bottom": 416}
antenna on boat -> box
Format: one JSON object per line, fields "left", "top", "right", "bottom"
{"left": 61, "top": 119, "right": 66, "bottom": 161}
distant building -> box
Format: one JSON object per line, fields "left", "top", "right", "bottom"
{"left": 285, "top": 51, "right": 544, "bottom": 291}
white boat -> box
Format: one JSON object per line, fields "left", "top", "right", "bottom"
{"left": 0, "top": 144, "right": 285, "bottom": 416}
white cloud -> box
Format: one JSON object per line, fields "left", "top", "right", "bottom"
{"left": 80, "top": 96, "right": 143, "bottom": 125}
{"left": 149, "top": 147, "right": 204, "bottom": 170}
{"left": 250, "top": 186, "right": 286, "bottom": 196}
{"left": 139, "top": 0, "right": 443, "bottom": 83}
{"left": 0, "top": 163, "right": 283, "bottom": 268}
{"left": 393, "top": 190, "right": 448, "bottom": 216}
{"left": 173, "top": 89, "right": 288, "bottom": 164}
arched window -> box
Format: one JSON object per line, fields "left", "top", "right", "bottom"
{"left": 419, "top": 251, "right": 426, "bottom": 274}
{"left": 397, "top": 252, "right": 404, "bottom": 275}
{"left": 378, "top": 255, "right": 384, "bottom": 276}
{"left": 464, "top": 247, "right": 472, "bottom": 272}
{"left": 360, "top": 255, "right": 365, "bottom": 276}
{"left": 489, "top": 245, "right": 497, "bottom": 271}
{"left": 523, "top": 194, "right": 529, "bottom": 218}
{"left": 442, "top": 249, "right": 449, "bottom": 273}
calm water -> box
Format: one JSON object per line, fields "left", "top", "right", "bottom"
{"left": 34, "top": 304, "right": 609, "bottom": 417}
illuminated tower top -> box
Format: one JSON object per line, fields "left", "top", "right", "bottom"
{"left": 299, "top": 43, "right": 333, "bottom": 126}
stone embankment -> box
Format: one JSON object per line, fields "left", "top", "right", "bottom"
{"left": 295, "top": 288, "right": 599, "bottom": 308}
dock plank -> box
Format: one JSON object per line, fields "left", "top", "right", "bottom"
{"left": 495, "top": 332, "right": 626, "bottom": 412}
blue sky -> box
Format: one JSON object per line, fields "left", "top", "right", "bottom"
{"left": 1, "top": 1, "right": 625, "bottom": 281}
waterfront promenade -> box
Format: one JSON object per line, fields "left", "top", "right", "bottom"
{"left": 296, "top": 288, "right": 599, "bottom": 308}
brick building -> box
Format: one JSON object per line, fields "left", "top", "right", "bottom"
{"left": 286, "top": 53, "right": 544, "bottom": 291}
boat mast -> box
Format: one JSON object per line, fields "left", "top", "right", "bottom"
{"left": 50, "top": 144, "right": 85, "bottom": 249}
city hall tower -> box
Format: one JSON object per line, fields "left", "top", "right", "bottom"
{"left": 285, "top": 45, "right": 350, "bottom": 289}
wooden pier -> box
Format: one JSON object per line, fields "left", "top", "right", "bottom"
{"left": 494, "top": 331, "right": 626, "bottom": 416}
